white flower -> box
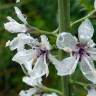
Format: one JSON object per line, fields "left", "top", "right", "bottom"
{"left": 43, "top": 93, "right": 58, "bottom": 96}
{"left": 23, "top": 76, "right": 42, "bottom": 86}
{"left": 4, "top": 6, "right": 28, "bottom": 33}
{"left": 16, "top": 0, "right": 20, "bottom": 3}
{"left": 4, "top": 16, "right": 28, "bottom": 33}
{"left": 19, "top": 87, "right": 58, "bottom": 96}
{"left": 55, "top": 19, "right": 96, "bottom": 84}
{"left": 94, "top": 0, "right": 96, "bottom": 10}
{"left": 6, "top": 33, "right": 35, "bottom": 51}
{"left": 19, "top": 87, "right": 40, "bottom": 96}
{"left": 87, "top": 87, "right": 96, "bottom": 96}
{"left": 12, "top": 35, "right": 54, "bottom": 85}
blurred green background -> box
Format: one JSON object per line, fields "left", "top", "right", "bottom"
{"left": 0, "top": 0, "right": 96, "bottom": 96}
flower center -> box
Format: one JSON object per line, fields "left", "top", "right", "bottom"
{"left": 40, "top": 49, "right": 48, "bottom": 55}
{"left": 73, "top": 43, "right": 89, "bottom": 61}
{"left": 78, "top": 47, "right": 85, "bottom": 57}
{"left": 36, "top": 47, "right": 49, "bottom": 58}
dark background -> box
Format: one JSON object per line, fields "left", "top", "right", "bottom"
{"left": 0, "top": 0, "right": 96, "bottom": 96}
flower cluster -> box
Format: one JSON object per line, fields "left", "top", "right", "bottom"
{"left": 4, "top": 4, "right": 57, "bottom": 96}
{"left": 4, "top": 0, "right": 96, "bottom": 96}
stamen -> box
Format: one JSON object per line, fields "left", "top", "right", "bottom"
{"left": 73, "top": 43, "right": 89, "bottom": 61}
{"left": 37, "top": 48, "right": 49, "bottom": 59}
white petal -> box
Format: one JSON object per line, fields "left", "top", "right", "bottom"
{"left": 8, "top": 37, "right": 21, "bottom": 51}
{"left": 23, "top": 76, "right": 42, "bottom": 86}
{"left": 4, "top": 21, "right": 27, "bottom": 33}
{"left": 44, "top": 54, "right": 49, "bottom": 77}
{"left": 6, "top": 40, "right": 11, "bottom": 47}
{"left": 87, "top": 39, "right": 96, "bottom": 48}
{"left": 78, "top": 19, "right": 94, "bottom": 43}
{"left": 17, "top": 33, "right": 39, "bottom": 48}
{"left": 80, "top": 56, "right": 96, "bottom": 84}
{"left": 16, "top": 0, "right": 20, "bottom": 3}
{"left": 18, "top": 33, "right": 38, "bottom": 45}
{"left": 41, "top": 35, "right": 51, "bottom": 50}
{"left": 19, "top": 88, "right": 38, "bottom": 96}
{"left": 16, "top": 33, "right": 39, "bottom": 48}
{"left": 48, "top": 54, "right": 60, "bottom": 65}
{"left": 7, "top": 16, "right": 16, "bottom": 22}
{"left": 94, "top": 0, "right": 96, "bottom": 10}
{"left": 14, "top": 7, "right": 27, "bottom": 24}
{"left": 54, "top": 56, "right": 79, "bottom": 76}
{"left": 7, "top": 35, "right": 23, "bottom": 51}
{"left": 8, "top": 33, "right": 36, "bottom": 51}
{"left": 87, "top": 88, "right": 96, "bottom": 96}
{"left": 56, "top": 32, "right": 77, "bottom": 52}
{"left": 29, "top": 55, "right": 49, "bottom": 78}
{"left": 87, "top": 48, "right": 96, "bottom": 61}
{"left": 43, "top": 93, "right": 58, "bottom": 96}
{"left": 12, "top": 49, "right": 36, "bottom": 72}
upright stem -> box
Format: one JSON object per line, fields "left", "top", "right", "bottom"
{"left": 58, "top": 0, "right": 70, "bottom": 32}
{"left": 58, "top": 0, "right": 70, "bottom": 96}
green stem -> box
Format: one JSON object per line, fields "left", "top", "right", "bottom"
{"left": 0, "top": 0, "right": 31, "bottom": 10}
{"left": 61, "top": 77, "right": 65, "bottom": 95}
{"left": 58, "top": 0, "right": 70, "bottom": 32}
{"left": 39, "top": 85, "right": 63, "bottom": 96}
{"left": 70, "top": 79, "right": 91, "bottom": 90}
{"left": 71, "top": 9, "right": 96, "bottom": 27}
{"left": 29, "top": 26, "right": 57, "bottom": 36}
{"left": 58, "top": 0, "right": 70, "bottom": 96}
